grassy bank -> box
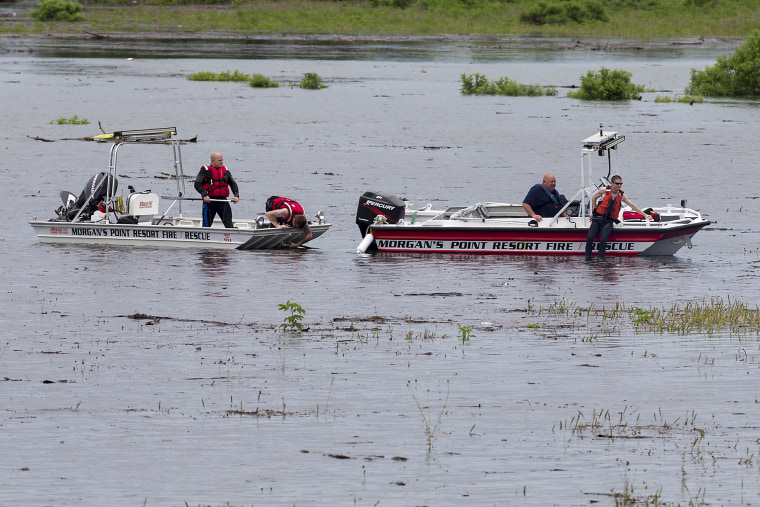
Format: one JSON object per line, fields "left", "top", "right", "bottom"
{"left": 1, "top": 0, "right": 759, "bottom": 39}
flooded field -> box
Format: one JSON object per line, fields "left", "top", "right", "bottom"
{"left": 2, "top": 36, "right": 760, "bottom": 506}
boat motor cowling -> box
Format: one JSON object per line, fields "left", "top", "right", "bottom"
{"left": 57, "top": 172, "right": 118, "bottom": 221}
{"left": 356, "top": 191, "right": 406, "bottom": 237}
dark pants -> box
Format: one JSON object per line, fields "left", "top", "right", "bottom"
{"left": 585, "top": 217, "right": 614, "bottom": 259}
{"left": 202, "top": 201, "right": 234, "bottom": 228}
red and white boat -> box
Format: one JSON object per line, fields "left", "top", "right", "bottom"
{"left": 355, "top": 127, "right": 709, "bottom": 257}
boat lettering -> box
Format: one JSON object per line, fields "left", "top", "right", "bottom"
{"left": 492, "top": 241, "right": 542, "bottom": 250}
{"left": 377, "top": 240, "right": 444, "bottom": 249}
{"left": 71, "top": 227, "right": 106, "bottom": 237}
{"left": 109, "top": 228, "right": 132, "bottom": 237}
{"left": 545, "top": 242, "right": 573, "bottom": 251}
{"left": 162, "top": 230, "right": 177, "bottom": 239}
{"left": 184, "top": 231, "right": 211, "bottom": 241}
{"left": 365, "top": 199, "right": 397, "bottom": 211}
{"left": 133, "top": 229, "right": 159, "bottom": 239}
{"left": 223, "top": 234, "right": 232, "bottom": 242}
{"left": 591, "top": 242, "right": 635, "bottom": 251}
{"left": 451, "top": 241, "right": 487, "bottom": 250}
{"left": 49, "top": 227, "right": 66, "bottom": 235}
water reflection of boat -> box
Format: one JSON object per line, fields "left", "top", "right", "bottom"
{"left": 356, "top": 126, "right": 710, "bottom": 257}
{"left": 29, "top": 128, "right": 330, "bottom": 250}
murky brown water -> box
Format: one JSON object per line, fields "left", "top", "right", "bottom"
{"left": 2, "top": 36, "right": 760, "bottom": 506}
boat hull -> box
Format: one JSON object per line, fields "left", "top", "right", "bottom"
{"left": 367, "top": 218, "right": 709, "bottom": 256}
{"left": 29, "top": 219, "right": 330, "bottom": 250}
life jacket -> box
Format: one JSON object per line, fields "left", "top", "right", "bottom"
{"left": 594, "top": 187, "right": 623, "bottom": 220}
{"left": 531, "top": 183, "right": 565, "bottom": 215}
{"left": 266, "top": 196, "right": 304, "bottom": 225}
{"left": 202, "top": 165, "right": 230, "bottom": 198}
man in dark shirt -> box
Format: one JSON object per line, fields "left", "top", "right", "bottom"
{"left": 522, "top": 173, "right": 567, "bottom": 222}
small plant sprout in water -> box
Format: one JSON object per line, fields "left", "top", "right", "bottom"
{"left": 408, "top": 379, "right": 450, "bottom": 452}
{"left": 457, "top": 324, "right": 474, "bottom": 344}
{"left": 278, "top": 300, "right": 306, "bottom": 332}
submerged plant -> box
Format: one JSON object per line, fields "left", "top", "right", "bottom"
{"left": 408, "top": 380, "right": 449, "bottom": 452}
{"left": 300, "top": 72, "right": 327, "bottom": 89}
{"left": 249, "top": 73, "right": 280, "bottom": 88}
{"left": 278, "top": 300, "right": 306, "bottom": 332}
{"left": 567, "top": 67, "right": 646, "bottom": 100}
{"left": 457, "top": 324, "right": 474, "bottom": 343}
{"left": 50, "top": 115, "right": 89, "bottom": 125}
{"left": 461, "top": 73, "right": 557, "bottom": 96}
{"left": 686, "top": 30, "right": 760, "bottom": 97}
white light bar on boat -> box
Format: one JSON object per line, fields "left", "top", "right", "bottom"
{"left": 582, "top": 130, "right": 625, "bottom": 153}
{"left": 108, "top": 128, "right": 177, "bottom": 143}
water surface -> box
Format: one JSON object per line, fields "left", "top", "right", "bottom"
{"left": 1, "top": 37, "right": 760, "bottom": 506}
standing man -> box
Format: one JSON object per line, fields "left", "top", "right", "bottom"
{"left": 522, "top": 173, "right": 567, "bottom": 222}
{"left": 194, "top": 152, "right": 239, "bottom": 228}
{"left": 585, "top": 175, "right": 651, "bottom": 260}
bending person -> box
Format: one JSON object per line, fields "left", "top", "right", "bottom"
{"left": 265, "top": 196, "right": 313, "bottom": 249}
{"left": 585, "top": 175, "right": 650, "bottom": 260}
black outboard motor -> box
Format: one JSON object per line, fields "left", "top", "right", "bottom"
{"left": 56, "top": 172, "right": 118, "bottom": 221}
{"left": 356, "top": 191, "right": 406, "bottom": 237}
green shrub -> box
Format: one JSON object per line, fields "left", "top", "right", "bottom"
{"left": 654, "top": 95, "right": 703, "bottom": 103}
{"left": 520, "top": 0, "right": 608, "bottom": 25}
{"left": 461, "top": 73, "right": 557, "bottom": 96}
{"left": 685, "top": 30, "right": 760, "bottom": 97}
{"left": 300, "top": 72, "right": 326, "bottom": 90}
{"left": 187, "top": 70, "right": 251, "bottom": 82}
{"left": 249, "top": 73, "right": 280, "bottom": 88}
{"left": 50, "top": 115, "right": 89, "bottom": 125}
{"left": 29, "top": 0, "right": 84, "bottom": 21}
{"left": 567, "top": 67, "right": 645, "bottom": 100}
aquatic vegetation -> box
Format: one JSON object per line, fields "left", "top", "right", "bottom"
{"left": 187, "top": 69, "right": 251, "bottom": 82}
{"left": 457, "top": 324, "right": 473, "bottom": 343}
{"left": 686, "top": 29, "right": 760, "bottom": 97}
{"left": 299, "top": 72, "right": 326, "bottom": 90}
{"left": 531, "top": 296, "right": 760, "bottom": 336}
{"left": 460, "top": 73, "right": 558, "bottom": 96}
{"left": 654, "top": 94, "right": 704, "bottom": 104}
{"left": 29, "top": 0, "right": 84, "bottom": 21}
{"left": 278, "top": 300, "right": 306, "bottom": 332}
{"left": 50, "top": 115, "right": 89, "bottom": 125}
{"left": 567, "top": 67, "right": 646, "bottom": 100}
{"left": 408, "top": 379, "right": 449, "bottom": 452}
{"left": 249, "top": 73, "right": 279, "bottom": 88}
{"left": 187, "top": 69, "right": 280, "bottom": 87}
{"left": 632, "top": 297, "right": 760, "bottom": 335}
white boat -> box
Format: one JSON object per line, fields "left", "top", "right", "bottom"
{"left": 356, "top": 126, "right": 710, "bottom": 257}
{"left": 30, "top": 128, "right": 330, "bottom": 249}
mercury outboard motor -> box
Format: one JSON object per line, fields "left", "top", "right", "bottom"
{"left": 356, "top": 191, "right": 406, "bottom": 238}
{"left": 56, "top": 172, "right": 118, "bottom": 221}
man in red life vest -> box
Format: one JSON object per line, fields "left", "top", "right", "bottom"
{"left": 194, "top": 152, "right": 239, "bottom": 228}
{"left": 585, "top": 175, "right": 650, "bottom": 260}
{"left": 265, "top": 196, "right": 313, "bottom": 249}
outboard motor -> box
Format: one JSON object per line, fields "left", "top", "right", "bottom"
{"left": 57, "top": 172, "right": 118, "bottom": 221}
{"left": 356, "top": 191, "right": 406, "bottom": 238}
